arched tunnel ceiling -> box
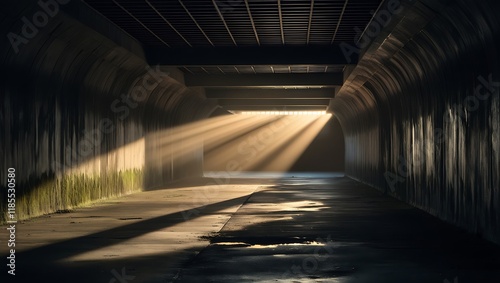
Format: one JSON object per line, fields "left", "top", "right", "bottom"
{"left": 81, "top": 0, "right": 384, "bottom": 112}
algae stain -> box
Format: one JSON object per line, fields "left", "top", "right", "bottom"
{"left": 0, "top": 169, "right": 144, "bottom": 224}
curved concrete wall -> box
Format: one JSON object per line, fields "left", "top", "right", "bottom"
{"left": 0, "top": 2, "right": 216, "bottom": 222}
{"left": 331, "top": 0, "right": 500, "bottom": 244}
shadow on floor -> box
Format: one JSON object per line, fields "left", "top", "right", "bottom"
{"left": 174, "top": 177, "right": 500, "bottom": 283}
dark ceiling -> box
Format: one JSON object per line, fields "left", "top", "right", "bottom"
{"left": 82, "top": 0, "right": 384, "bottom": 112}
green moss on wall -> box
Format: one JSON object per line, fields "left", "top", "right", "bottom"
{"left": 0, "top": 169, "right": 143, "bottom": 224}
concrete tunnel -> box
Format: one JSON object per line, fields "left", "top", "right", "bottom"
{"left": 0, "top": 0, "right": 499, "bottom": 282}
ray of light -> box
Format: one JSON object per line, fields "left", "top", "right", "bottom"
{"left": 237, "top": 111, "right": 327, "bottom": 116}
{"left": 203, "top": 114, "right": 332, "bottom": 172}
{"left": 146, "top": 114, "right": 280, "bottom": 165}
{"left": 256, "top": 114, "right": 332, "bottom": 171}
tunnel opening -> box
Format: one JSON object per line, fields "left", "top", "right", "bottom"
{"left": 203, "top": 110, "right": 345, "bottom": 176}
{"left": 235, "top": 111, "right": 328, "bottom": 115}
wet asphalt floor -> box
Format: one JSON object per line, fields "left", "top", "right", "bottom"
{"left": 1, "top": 173, "right": 499, "bottom": 282}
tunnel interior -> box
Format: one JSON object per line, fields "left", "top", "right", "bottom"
{"left": 1, "top": 0, "right": 500, "bottom": 281}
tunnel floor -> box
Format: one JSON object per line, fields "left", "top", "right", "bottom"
{"left": 1, "top": 173, "right": 499, "bottom": 282}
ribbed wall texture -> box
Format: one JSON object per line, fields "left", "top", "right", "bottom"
{"left": 0, "top": 2, "right": 216, "bottom": 223}
{"left": 331, "top": 0, "right": 500, "bottom": 245}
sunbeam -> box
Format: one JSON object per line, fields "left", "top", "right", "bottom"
{"left": 204, "top": 113, "right": 333, "bottom": 172}
{"left": 145, "top": 112, "right": 333, "bottom": 174}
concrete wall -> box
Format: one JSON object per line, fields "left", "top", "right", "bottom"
{"left": 0, "top": 1, "right": 216, "bottom": 223}
{"left": 331, "top": 0, "right": 500, "bottom": 244}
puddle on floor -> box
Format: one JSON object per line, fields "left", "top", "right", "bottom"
{"left": 210, "top": 237, "right": 327, "bottom": 249}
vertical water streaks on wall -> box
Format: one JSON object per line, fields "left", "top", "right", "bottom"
{"left": 0, "top": 2, "right": 216, "bottom": 222}
{"left": 331, "top": 0, "right": 500, "bottom": 244}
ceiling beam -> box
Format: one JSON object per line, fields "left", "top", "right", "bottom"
{"left": 145, "top": 46, "right": 356, "bottom": 65}
{"left": 205, "top": 88, "right": 337, "bottom": 99}
{"left": 112, "top": 0, "right": 170, "bottom": 47}
{"left": 218, "top": 99, "right": 331, "bottom": 106}
{"left": 244, "top": 0, "right": 260, "bottom": 45}
{"left": 185, "top": 73, "right": 343, "bottom": 87}
{"left": 278, "top": 0, "right": 285, "bottom": 45}
{"left": 146, "top": 0, "right": 191, "bottom": 47}
{"left": 331, "top": 0, "right": 349, "bottom": 44}
{"left": 307, "top": 0, "right": 314, "bottom": 44}
{"left": 223, "top": 105, "right": 328, "bottom": 111}
{"left": 212, "top": 0, "right": 237, "bottom": 46}
{"left": 178, "top": 0, "right": 214, "bottom": 46}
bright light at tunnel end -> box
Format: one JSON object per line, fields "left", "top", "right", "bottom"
{"left": 236, "top": 111, "right": 330, "bottom": 116}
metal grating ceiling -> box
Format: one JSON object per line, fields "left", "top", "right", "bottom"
{"left": 83, "top": 0, "right": 383, "bottom": 47}
{"left": 81, "top": 0, "right": 383, "bottom": 111}
{"left": 181, "top": 64, "right": 345, "bottom": 74}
